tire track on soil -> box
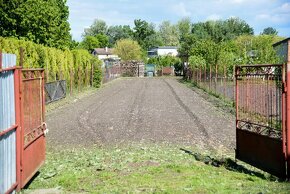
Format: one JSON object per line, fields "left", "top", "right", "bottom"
{"left": 77, "top": 82, "right": 136, "bottom": 144}
{"left": 163, "top": 79, "right": 209, "bottom": 138}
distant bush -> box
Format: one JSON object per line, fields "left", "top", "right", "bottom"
{"left": 0, "top": 36, "right": 102, "bottom": 92}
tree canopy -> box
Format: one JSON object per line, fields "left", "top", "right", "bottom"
{"left": 133, "top": 19, "right": 161, "bottom": 50}
{"left": 114, "top": 39, "right": 143, "bottom": 61}
{"left": 0, "top": 0, "right": 71, "bottom": 49}
{"left": 262, "top": 27, "right": 278, "bottom": 35}
{"left": 83, "top": 19, "right": 108, "bottom": 37}
{"left": 107, "top": 25, "right": 133, "bottom": 47}
{"left": 159, "top": 21, "right": 179, "bottom": 46}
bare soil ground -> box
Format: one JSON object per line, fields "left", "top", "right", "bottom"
{"left": 46, "top": 77, "right": 235, "bottom": 152}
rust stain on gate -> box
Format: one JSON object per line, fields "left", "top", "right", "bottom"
{"left": 235, "top": 64, "right": 287, "bottom": 178}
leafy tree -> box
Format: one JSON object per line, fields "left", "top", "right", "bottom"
{"left": 177, "top": 17, "right": 192, "bottom": 40}
{"left": 191, "top": 22, "right": 211, "bottom": 40}
{"left": 158, "top": 21, "right": 179, "bottom": 46}
{"left": 192, "top": 17, "right": 254, "bottom": 43}
{"left": 79, "top": 36, "right": 100, "bottom": 51}
{"left": 70, "top": 39, "right": 80, "bottom": 50}
{"left": 133, "top": 19, "right": 157, "bottom": 50}
{"left": 114, "top": 39, "right": 143, "bottom": 61}
{"left": 83, "top": 19, "right": 107, "bottom": 37}
{"left": 143, "top": 33, "right": 163, "bottom": 50}
{"left": 107, "top": 25, "right": 133, "bottom": 46}
{"left": 223, "top": 17, "right": 254, "bottom": 40}
{"left": 95, "top": 34, "right": 109, "bottom": 47}
{"left": 188, "top": 55, "right": 206, "bottom": 69}
{"left": 190, "top": 39, "right": 220, "bottom": 68}
{"left": 234, "top": 35, "right": 281, "bottom": 64}
{"left": 148, "top": 56, "right": 180, "bottom": 70}
{"left": 178, "top": 34, "right": 197, "bottom": 61}
{"left": 0, "top": 0, "right": 71, "bottom": 49}
{"left": 262, "top": 27, "right": 278, "bottom": 35}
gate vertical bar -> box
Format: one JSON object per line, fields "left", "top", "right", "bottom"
{"left": 287, "top": 39, "right": 290, "bottom": 179}
{"left": 14, "top": 68, "right": 21, "bottom": 192}
{"left": 282, "top": 64, "right": 286, "bottom": 157}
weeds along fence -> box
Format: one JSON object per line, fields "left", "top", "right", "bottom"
{"left": 186, "top": 67, "right": 235, "bottom": 101}
{"left": 0, "top": 37, "right": 102, "bottom": 96}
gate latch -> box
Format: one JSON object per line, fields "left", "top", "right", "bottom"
{"left": 42, "top": 122, "right": 49, "bottom": 136}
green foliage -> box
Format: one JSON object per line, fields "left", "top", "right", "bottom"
{"left": 262, "top": 27, "right": 278, "bottom": 35}
{"left": 234, "top": 35, "right": 281, "bottom": 64}
{"left": 190, "top": 39, "right": 219, "bottom": 67}
{"left": 192, "top": 18, "right": 254, "bottom": 43}
{"left": 95, "top": 34, "right": 109, "bottom": 48}
{"left": 107, "top": 25, "right": 133, "bottom": 47}
{"left": 158, "top": 21, "right": 179, "bottom": 46}
{"left": 188, "top": 56, "right": 206, "bottom": 69}
{"left": 83, "top": 19, "right": 108, "bottom": 36}
{"left": 79, "top": 36, "right": 100, "bottom": 52}
{"left": 177, "top": 17, "right": 192, "bottom": 40}
{"left": 92, "top": 60, "right": 102, "bottom": 88}
{"left": 148, "top": 56, "right": 181, "bottom": 70}
{"left": 79, "top": 34, "right": 109, "bottom": 51}
{"left": 178, "top": 34, "right": 197, "bottom": 60}
{"left": 114, "top": 39, "right": 143, "bottom": 61}
{"left": 0, "top": 36, "right": 102, "bottom": 91}
{"left": 133, "top": 19, "right": 159, "bottom": 50}
{"left": 0, "top": 0, "right": 71, "bottom": 49}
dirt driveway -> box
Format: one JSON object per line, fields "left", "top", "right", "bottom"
{"left": 46, "top": 77, "right": 235, "bottom": 152}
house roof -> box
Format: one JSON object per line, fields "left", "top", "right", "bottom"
{"left": 273, "top": 37, "right": 290, "bottom": 47}
{"left": 149, "top": 46, "right": 178, "bottom": 51}
{"left": 93, "top": 48, "right": 114, "bottom": 55}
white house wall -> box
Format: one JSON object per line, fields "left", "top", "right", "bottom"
{"left": 157, "top": 49, "right": 178, "bottom": 56}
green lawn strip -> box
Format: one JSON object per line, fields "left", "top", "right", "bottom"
{"left": 26, "top": 144, "right": 290, "bottom": 193}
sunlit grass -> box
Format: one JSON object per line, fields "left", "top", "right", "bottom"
{"left": 26, "top": 143, "right": 290, "bottom": 193}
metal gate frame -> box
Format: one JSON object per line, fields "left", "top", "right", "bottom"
{"left": 235, "top": 64, "right": 289, "bottom": 178}
{"left": 0, "top": 52, "right": 22, "bottom": 194}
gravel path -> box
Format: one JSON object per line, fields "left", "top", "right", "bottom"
{"left": 46, "top": 77, "right": 235, "bottom": 152}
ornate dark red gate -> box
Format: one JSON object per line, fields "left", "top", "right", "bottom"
{"left": 20, "top": 69, "right": 46, "bottom": 188}
{"left": 235, "top": 64, "right": 288, "bottom": 178}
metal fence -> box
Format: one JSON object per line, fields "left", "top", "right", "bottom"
{"left": 0, "top": 53, "right": 17, "bottom": 194}
{"left": 45, "top": 80, "right": 66, "bottom": 104}
{"left": 189, "top": 67, "right": 235, "bottom": 101}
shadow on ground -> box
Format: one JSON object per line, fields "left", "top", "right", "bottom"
{"left": 180, "top": 148, "right": 283, "bottom": 182}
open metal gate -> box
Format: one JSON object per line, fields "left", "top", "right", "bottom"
{"left": 235, "top": 64, "right": 288, "bottom": 178}
{"left": 20, "top": 69, "right": 46, "bottom": 188}
{"left": 0, "top": 51, "right": 46, "bottom": 193}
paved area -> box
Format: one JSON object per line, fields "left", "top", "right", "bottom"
{"left": 46, "top": 77, "right": 235, "bottom": 152}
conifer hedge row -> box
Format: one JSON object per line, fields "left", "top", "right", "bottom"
{"left": 0, "top": 37, "right": 102, "bottom": 93}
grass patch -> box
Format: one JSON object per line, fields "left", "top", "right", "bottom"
{"left": 25, "top": 144, "right": 289, "bottom": 193}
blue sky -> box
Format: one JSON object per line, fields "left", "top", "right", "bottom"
{"left": 67, "top": 0, "right": 290, "bottom": 41}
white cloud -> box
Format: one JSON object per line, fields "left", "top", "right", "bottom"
{"left": 206, "top": 14, "right": 222, "bottom": 21}
{"left": 281, "top": 3, "right": 290, "bottom": 10}
{"left": 171, "top": 2, "right": 191, "bottom": 17}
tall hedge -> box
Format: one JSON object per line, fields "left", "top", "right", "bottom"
{"left": 0, "top": 37, "right": 102, "bottom": 92}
